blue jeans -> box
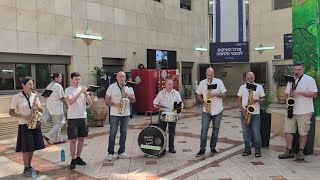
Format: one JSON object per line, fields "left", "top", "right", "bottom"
{"left": 108, "top": 115, "right": 130, "bottom": 154}
{"left": 240, "top": 114, "right": 261, "bottom": 151}
{"left": 200, "top": 112, "right": 222, "bottom": 151}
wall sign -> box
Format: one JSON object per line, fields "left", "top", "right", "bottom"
{"left": 210, "top": 42, "right": 249, "bottom": 63}
{"left": 284, "top": 34, "right": 292, "bottom": 60}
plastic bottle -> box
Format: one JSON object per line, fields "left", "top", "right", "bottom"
{"left": 61, "top": 148, "right": 65, "bottom": 162}
{"left": 32, "top": 169, "right": 37, "bottom": 180}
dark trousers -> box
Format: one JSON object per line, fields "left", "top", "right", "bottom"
{"left": 158, "top": 120, "right": 177, "bottom": 150}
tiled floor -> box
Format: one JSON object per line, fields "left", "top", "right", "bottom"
{"left": 1, "top": 100, "right": 320, "bottom": 180}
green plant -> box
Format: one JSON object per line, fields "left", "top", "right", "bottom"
{"left": 181, "top": 85, "right": 193, "bottom": 99}
{"left": 306, "top": 66, "right": 320, "bottom": 97}
{"left": 91, "top": 66, "right": 105, "bottom": 79}
{"left": 273, "top": 68, "right": 288, "bottom": 87}
{"left": 86, "top": 107, "right": 96, "bottom": 120}
{"left": 261, "top": 92, "right": 274, "bottom": 112}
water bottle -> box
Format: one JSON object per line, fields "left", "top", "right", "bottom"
{"left": 61, "top": 148, "right": 65, "bottom": 162}
{"left": 32, "top": 169, "right": 37, "bottom": 180}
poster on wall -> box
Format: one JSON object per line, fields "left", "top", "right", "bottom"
{"left": 210, "top": 42, "right": 249, "bottom": 63}
{"left": 284, "top": 34, "right": 292, "bottom": 60}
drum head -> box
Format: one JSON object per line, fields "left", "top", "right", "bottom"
{"left": 138, "top": 126, "right": 166, "bottom": 156}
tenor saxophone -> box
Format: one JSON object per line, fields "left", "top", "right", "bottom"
{"left": 205, "top": 79, "right": 212, "bottom": 113}
{"left": 28, "top": 90, "right": 42, "bottom": 129}
{"left": 245, "top": 89, "right": 255, "bottom": 125}
{"left": 119, "top": 84, "right": 130, "bottom": 115}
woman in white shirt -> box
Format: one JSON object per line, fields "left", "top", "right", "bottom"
{"left": 43, "top": 73, "right": 67, "bottom": 145}
{"left": 9, "top": 77, "right": 45, "bottom": 177}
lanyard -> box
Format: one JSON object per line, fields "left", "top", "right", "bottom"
{"left": 22, "top": 91, "right": 32, "bottom": 109}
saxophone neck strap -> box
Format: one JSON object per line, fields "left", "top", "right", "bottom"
{"left": 22, "top": 91, "right": 32, "bottom": 109}
{"left": 293, "top": 74, "right": 303, "bottom": 90}
{"left": 117, "top": 82, "right": 123, "bottom": 92}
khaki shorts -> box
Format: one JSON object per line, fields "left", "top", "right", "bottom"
{"left": 284, "top": 113, "right": 312, "bottom": 136}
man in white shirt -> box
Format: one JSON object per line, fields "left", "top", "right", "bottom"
{"left": 43, "top": 73, "right": 68, "bottom": 145}
{"left": 65, "top": 72, "right": 93, "bottom": 169}
{"left": 153, "top": 79, "right": 183, "bottom": 154}
{"left": 278, "top": 62, "right": 317, "bottom": 161}
{"left": 196, "top": 67, "right": 227, "bottom": 157}
{"left": 237, "top": 72, "right": 265, "bottom": 157}
{"left": 105, "top": 71, "right": 136, "bottom": 161}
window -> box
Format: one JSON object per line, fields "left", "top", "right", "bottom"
{"left": 153, "top": 0, "right": 161, "bottom": 2}
{"left": 181, "top": 0, "right": 191, "bottom": 10}
{"left": 182, "top": 62, "right": 193, "bottom": 85}
{"left": 0, "top": 63, "right": 68, "bottom": 94}
{"left": 273, "top": 0, "right": 292, "bottom": 10}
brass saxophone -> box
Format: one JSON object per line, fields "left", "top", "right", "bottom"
{"left": 28, "top": 91, "right": 42, "bottom": 129}
{"left": 119, "top": 84, "right": 130, "bottom": 115}
{"left": 205, "top": 79, "right": 212, "bottom": 113}
{"left": 245, "top": 89, "right": 255, "bottom": 125}
{"left": 286, "top": 83, "right": 295, "bottom": 118}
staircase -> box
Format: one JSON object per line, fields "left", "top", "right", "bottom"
{"left": 0, "top": 113, "right": 53, "bottom": 140}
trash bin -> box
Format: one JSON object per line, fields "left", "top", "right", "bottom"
{"left": 292, "top": 114, "right": 316, "bottom": 155}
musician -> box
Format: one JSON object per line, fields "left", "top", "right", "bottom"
{"left": 278, "top": 62, "right": 317, "bottom": 161}
{"left": 105, "top": 71, "right": 136, "bottom": 161}
{"left": 196, "top": 67, "right": 227, "bottom": 157}
{"left": 9, "top": 77, "right": 45, "bottom": 177}
{"left": 237, "top": 72, "right": 265, "bottom": 157}
{"left": 153, "top": 79, "right": 183, "bottom": 154}
{"left": 43, "top": 73, "right": 68, "bottom": 145}
{"left": 65, "top": 72, "right": 93, "bottom": 169}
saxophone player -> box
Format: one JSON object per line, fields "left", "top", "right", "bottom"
{"left": 196, "top": 67, "right": 227, "bottom": 157}
{"left": 278, "top": 62, "right": 317, "bottom": 161}
{"left": 105, "top": 71, "right": 136, "bottom": 161}
{"left": 9, "top": 77, "right": 45, "bottom": 177}
{"left": 237, "top": 72, "right": 265, "bottom": 157}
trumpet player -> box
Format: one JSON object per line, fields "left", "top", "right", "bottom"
{"left": 9, "top": 77, "right": 45, "bottom": 177}
{"left": 65, "top": 72, "right": 93, "bottom": 169}
{"left": 105, "top": 71, "right": 136, "bottom": 161}
{"left": 237, "top": 72, "right": 265, "bottom": 157}
{"left": 196, "top": 67, "right": 227, "bottom": 157}
{"left": 278, "top": 62, "right": 317, "bottom": 161}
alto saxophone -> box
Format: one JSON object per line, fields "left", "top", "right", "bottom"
{"left": 205, "top": 79, "right": 212, "bottom": 113}
{"left": 119, "top": 84, "right": 130, "bottom": 115}
{"left": 28, "top": 90, "right": 42, "bottom": 129}
{"left": 245, "top": 89, "right": 255, "bottom": 125}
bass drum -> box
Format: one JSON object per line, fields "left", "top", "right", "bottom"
{"left": 138, "top": 126, "right": 167, "bottom": 156}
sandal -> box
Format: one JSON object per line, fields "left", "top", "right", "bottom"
{"left": 242, "top": 150, "right": 251, "bottom": 156}
{"left": 255, "top": 151, "right": 261, "bottom": 157}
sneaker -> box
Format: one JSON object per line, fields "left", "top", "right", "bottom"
{"left": 70, "top": 159, "right": 76, "bottom": 169}
{"left": 278, "top": 148, "right": 294, "bottom": 159}
{"left": 75, "top": 157, "right": 86, "bottom": 166}
{"left": 297, "top": 149, "right": 305, "bottom": 161}
{"left": 107, "top": 154, "right": 113, "bottom": 161}
{"left": 117, "top": 152, "right": 131, "bottom": 159}
{"left": 169, "top": 149, "right": 176, "bottom": 153}
{"left": 211, "top": 148, "right": 218, "bottom": 154}
{"left": 43, "top": 135, "right": 51, "bottom": 145}
{"left": 196, "top": 150, "right": 205, "bottom": 157}
{"left": 23, "top": 167, "right": 32, "bottom": 177}
{"left": 31, "top": 167, "right": 39, "bottom": 174}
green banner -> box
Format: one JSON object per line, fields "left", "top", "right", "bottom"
{"left": 140, "top": 144, "right": 161, "bottom": 151}
{"left": 292, "top": 0, "right": 320, "bottom": 116}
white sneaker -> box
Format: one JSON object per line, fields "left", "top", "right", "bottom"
{"left": 107, "top": 154, "right": 113, "bottom": 161}
{"left": 117, "top": 152, "right": 130, "bottom": 159}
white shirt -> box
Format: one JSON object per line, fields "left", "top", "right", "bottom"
{"left": 153, "top": 89, "right": 183, "bottom": 113}
{"left": 196, "top": 78, "right": 227, "bottom": 115}
{"left": 106, "top": 83, "right": 135, "bottom": 116}
{"left": 65, "top": 86, "right": 87, "bottom": 119}
{"left": 285, "top": 74, "right": 317, "bottom": 115}
{"left": 46, "top": 82, "right": 64, "bottom": 115}
{"left": 10, "top": 92, "right": 40, "bottom": 124}
{"left": 237, "top": 83, "right": 265, "bottom": 114}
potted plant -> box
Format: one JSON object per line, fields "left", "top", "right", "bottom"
{"left": 181, "top": 85, "right": 194, "bottom": 109}
{"left": 90, "top": 66, "right": 108, "bottom": 126}
{"left": 273, "top": 68, "right": 288, "bottom": 103}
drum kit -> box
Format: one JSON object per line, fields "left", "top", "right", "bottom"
{"left": 138, "top": 102, "right": 182, "bottom": 157}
